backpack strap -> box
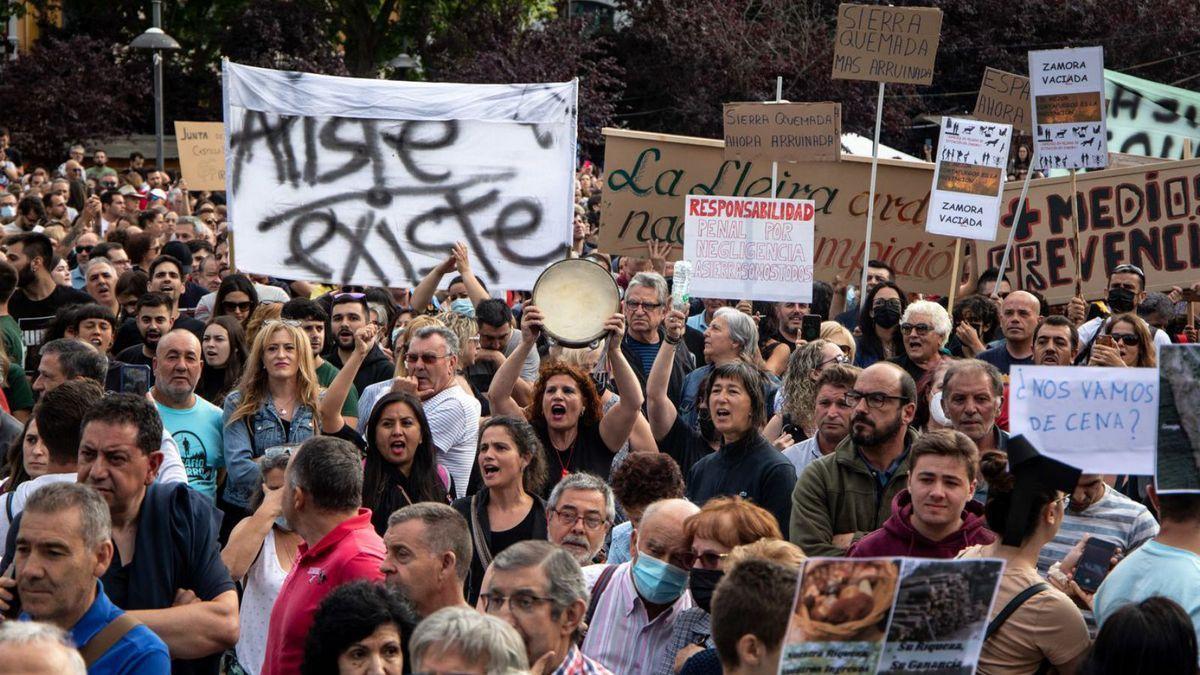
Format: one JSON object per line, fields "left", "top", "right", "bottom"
{"left": 986, "top": 582, "right": 1050, "bottom": 640}
{"left": 79, "top": 614, "right": 141, "bottom": 666}
{"left": 585, "top": 564, "right": 619, "bottom": 627}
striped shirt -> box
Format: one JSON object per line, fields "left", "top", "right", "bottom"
{"left": 1037, "top": 485, "right": 1159, "bottom": 575}
{"left": 1037, "top": 484, "right": 1158, "bottom": 631}
{"left": 553, "top": 644, "right": 615, "bottom": 675}
{"left": 582, "top": 563, "right": 694, "bottom": 675}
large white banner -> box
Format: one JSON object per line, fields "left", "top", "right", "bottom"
{"left": 1029, "top": 47, "right": 1108, "bottom": 172}
{"left": 925, "top": 116, "right": 1011, "bottom": 242}
{"left": 682, "top": 195, "right": 815, "bottom": 303}
{"left": 222, "top": 61, "right": 577, "bottom": 290}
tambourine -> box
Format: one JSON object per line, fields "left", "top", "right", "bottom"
{"left": 531, "top": 258, "right": 620, "bottom": 348}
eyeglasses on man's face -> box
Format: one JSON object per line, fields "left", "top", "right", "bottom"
{"left": 843, "top": 389, "right": 909, "bottom": 409}
{"left": 480, "top": 590, "right": 555, "bottom": 615}
{"left": 549, "top": 507, "right": 607, "bottom": 530}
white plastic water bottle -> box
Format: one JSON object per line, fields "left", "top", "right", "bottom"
{"left": 672, "top": 260, "right": 693, "bottom": 311}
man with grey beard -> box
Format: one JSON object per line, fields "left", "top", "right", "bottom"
{"left": 546, "top": 473, "right": 614, "bottom": 565}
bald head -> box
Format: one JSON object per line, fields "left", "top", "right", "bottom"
{"left": 634, "top": 499, "right": 700, "bottom": 572}
{"left": 1000, "top": 291, "right": 1041, "bottom": 347}
{"left": 153, "top": 329, "right": 203, "bottom": 404}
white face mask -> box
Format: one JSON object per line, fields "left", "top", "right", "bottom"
{"left": 929, "top": 390, "right": 951, "bottom": 426}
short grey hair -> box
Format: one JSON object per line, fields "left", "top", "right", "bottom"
{"left": 712, "top": 306, "right": 759, "bottom": 362}
{"left": 941, "top": 359, "right": 1004, "bottom": 399}
{"left": 1139, "top": 291, "right": 1175, "bottom": 322}
{"left": 0, "top": 621, "right": 87, "bottom": 674}
{"left": 902, "top": 300, "right": 953, "bottom": 346}
{"left": 23, "top": 483, "right": 112, "bottom": 549}
{"left": 287, "top": 436, "right": 363, "bottom": 512}
{"left": 548, "top": 472, "right": 616, "bottom": 522}
{"left": 412, "top": 324, "right": 461, "bottom": 357}
{"left": 492, "top": 540, "right": 587, "bottom": 614}
{"left": 84, "top": 256, "right": 116, "bottom": 275}
{"left": 410, "top": 607, "right": 529, "bottom": 674}
{"left": 388, "top": 502, "right": 473, "bottom": 581}
{"left": 39, "top": 338, "right": 109, "bottom": 384}
{"left": 177, "top": 215, "right": 204, "bottom": 234}
{"left": 627, "top": 271, "right": 669, "bottom": 305}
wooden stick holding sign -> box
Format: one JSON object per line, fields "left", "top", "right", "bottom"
{"left": 831, "top": 3, "right": 943, "bottom": 303}
{"left": 1070, "top": 168, "right": 1082, "bottom": 296}
{"left": 947, "top": 238, "right": 963, "bottom": 308}
{"left": 771, "top": 76, "right": 783, "bottom": 199}
{"left": 992, "top": 160, "right": 1035, "bottom": 300}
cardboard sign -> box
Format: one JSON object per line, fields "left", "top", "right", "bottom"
{"left": 974, "top": 67, "right": 1032, "bottom": 134}
{"left": 723, "top": 102, "right": 841, "bottom": 163}
{"left": 599, "top": 128, "right": 955, "bottom": 297}
{"left": 174, "top": 121, "right": 226, "bottom": 191}
{"left": 1029, "top": 47, "right": 1108, "bottom": 171}
{"left": 831, "top": 3, "right": 943, "bottom": 86}
{"left": 926, "top": 117, "right": 1012, "bottom": 241}
{"left": 1106, "top": 69, "right": 1200, "bottom": 160}
{"left": 223, "top": 62, "right": 576, "bottom": 290}
{"left": 1156, "top": 345, "right": 1200, "bottom": 493}
{"left": 781, "top": 557, "right": 1004, "bottom": 674}
{"left": 979, "top": 156, "right": 1200, "bottom": 304}
{"left": 1009, "top": 365, "right": 1157, "bottom": 475}
{"left": 682, "top": 195, "right": 816, "bottom": 303}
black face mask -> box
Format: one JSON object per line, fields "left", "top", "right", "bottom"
{"left": 873, "top": 301, "right": 901, "bottom": 329}
{"left": 1107, "top": 287, "right": 1137, "bottom": 313}
{"left": 688, "top": 568, "right": 724, "bottom": 614}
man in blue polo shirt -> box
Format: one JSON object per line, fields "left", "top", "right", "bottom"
{"left": 11, "top": 482, "right": 169, "bottom": 673}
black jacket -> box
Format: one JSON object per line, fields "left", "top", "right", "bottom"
{"left": 327, "top": 345, "right": 394, "bottom": 396}
{"left": 685, "top": 432, "right": 797, "bottom": 534}
{"left": 451, "top": 487, "right": 548, "bottom": 604}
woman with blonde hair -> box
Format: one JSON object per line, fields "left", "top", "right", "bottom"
{"left": 820, "top": 321, "right": 856, "bottom": 363}
{"left": 221, "top": 320, "right": 322, "bottom": 533}
{"left": 763, "top": 339, "right": 848, "bottom": 443}
{"left": 244, "top": 302, "right": 282, "bottom": 348}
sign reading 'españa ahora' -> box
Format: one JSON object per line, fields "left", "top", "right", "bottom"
{"left": 599, "top": 128, "right": 954, "bottom": 297}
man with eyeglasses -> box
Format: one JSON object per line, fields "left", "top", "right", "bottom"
{"left": 482, "top": 540, "right": 614, "bottom": 674}
{"left": 621, "top": 272, "right": 695, "bottom": 403}
{"left": 546, "top": 473, "right": 614, "bottom": 566}
{"left": 789, "top": 362, "right": 918, "bottom": 557}
{"left": 359, "top": 325, "right": 481, "bottom": 494}
{"left": 1073, "top": 264, "right": 1172, "bottom": 356}
{"left": 67, "top": 232, "right": 98, "bottom": 290}
{"left": 976, "top": 290, "right": 1040, "bottom": 375}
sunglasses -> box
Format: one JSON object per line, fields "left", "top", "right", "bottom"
{"left": 899, "top": 322, "right": 933, "bottom": 335}
{"left": 222, "top": 300, "right": 254, "bottom": 312}
{"left": 75, "top": 245, "right": 94, "bottom": 254}
{"left": 1106, "top": 332, "right": 1141, "bottom": 346}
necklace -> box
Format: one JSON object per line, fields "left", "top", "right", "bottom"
{"left": 553, "top": 438, "right": 577, "bottom": 480}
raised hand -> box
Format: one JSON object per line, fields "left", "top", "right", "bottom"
{"left": 520, "top": 305, "right": 544, "bottom": 344}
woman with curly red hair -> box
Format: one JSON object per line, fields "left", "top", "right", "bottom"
{"left": 488, "top": 305, "right": 643, "bottom": 497}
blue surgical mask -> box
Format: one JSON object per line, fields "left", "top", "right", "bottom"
{"left": 632, "top": 552, "right": 689, "bottom": 605}
{"left": 0, "top": 205, "right": 14, "bottom": 219}
{"left": 450, "top": 298, "right": 475, "bottom": 318}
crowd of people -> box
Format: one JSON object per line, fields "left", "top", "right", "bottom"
{"left": 0, "top": 133, "right": 1197, "bottom": 675}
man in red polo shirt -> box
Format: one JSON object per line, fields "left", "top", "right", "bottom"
{"left": 261, "top": 437, "right": 386, "bottom": 674}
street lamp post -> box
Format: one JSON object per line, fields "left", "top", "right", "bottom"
{"left": 130, "top": 0, "right": 180, "bottom": 172}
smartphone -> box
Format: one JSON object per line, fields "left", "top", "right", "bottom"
{"left": 1097, "top": 334, "right": 1116, "bottom": 349}
{"left": 1074, "top": 538, "right": 1119, "bottom": 593}
{"left": 118, "top": 364, "right": 152, "bottom": 396}
{"left": 801, "top": 314, "right": 823, "bottom": 342}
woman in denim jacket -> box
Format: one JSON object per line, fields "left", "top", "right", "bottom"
{"left": 221, "top": 320, "right": 321, "bottom": 532}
